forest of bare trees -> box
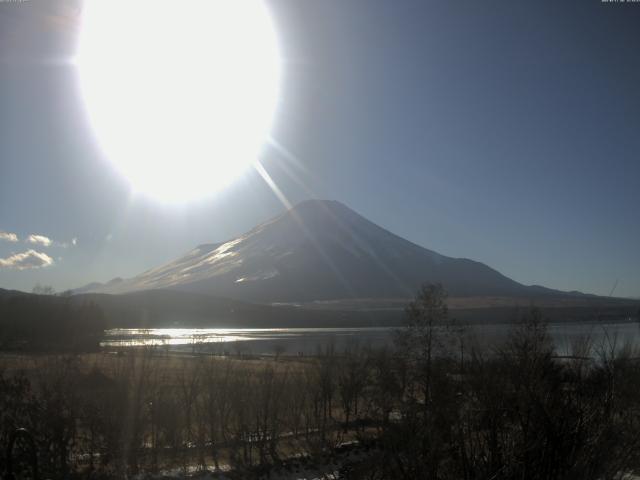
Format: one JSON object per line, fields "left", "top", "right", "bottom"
{"left": 2, "top": 285, "right": 640, "bottom": 479}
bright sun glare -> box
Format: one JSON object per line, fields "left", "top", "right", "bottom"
{"left": 77, "top": 0, "right": 281, "bottom": 202}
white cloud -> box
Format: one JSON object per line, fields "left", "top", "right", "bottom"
{"left": 0, "top": 231, "right": 19, "bottom": 243}
{"left": 0, "top": 250, "right": 55, "bottom": 270}
{"left": 71, "top": 237, "right": 77, "bottom": 246}
{"left": 27, "top": 234, "right": 52, "bottom": 247}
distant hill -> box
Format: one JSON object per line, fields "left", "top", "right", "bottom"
{"left": 0, "top": 288, "right": 105, "bottom": 350}
{"left": 72, "top": 289, "right": 399, "bottom": 328}
{"left": 77, "top": 199, "right": 605, "bottom": 303}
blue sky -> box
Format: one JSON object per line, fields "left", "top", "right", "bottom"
{"left": 1, "top": 0, "right": 639, "bottom": 297}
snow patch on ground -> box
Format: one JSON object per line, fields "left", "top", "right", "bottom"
{"left": 235, "top": 269, "right": 279, "bottom": 283}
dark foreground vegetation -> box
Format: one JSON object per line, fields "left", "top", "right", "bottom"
{"left": 2, "top": 285, "right": 640, "bottom": 479}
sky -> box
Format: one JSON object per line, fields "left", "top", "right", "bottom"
{"left": 1, "top": 0, "right": 639, "bottom": 297}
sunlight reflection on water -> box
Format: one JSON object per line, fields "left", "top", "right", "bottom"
{"left": 100, "top": 327, "right": 393, "bottom": 348}
{"left": 100, "top": 322, "right": 640, "bottom": 355}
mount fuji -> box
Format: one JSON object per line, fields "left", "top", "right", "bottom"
{"left": 79, "top": 199, "right": 569, "bottom": 303}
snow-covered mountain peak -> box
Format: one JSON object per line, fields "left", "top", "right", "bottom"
{"left": 79, "top": 199, "right": 544, "bottom": 302}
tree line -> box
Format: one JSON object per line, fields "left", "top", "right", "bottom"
{"left": 0, "top": 291, "right": 105, "bottom": 351}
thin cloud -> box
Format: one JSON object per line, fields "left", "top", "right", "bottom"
{"left": 0, "top": 231, "right": 19, "bottom": 243}
{"left": 59, "top": 237, "right": 78, "bottom": 248}
{"left": 27, "top": 234, "right": 52, "bottom": 247}
{"left": 0, "top": 250, "right": 55, "bottom": 270}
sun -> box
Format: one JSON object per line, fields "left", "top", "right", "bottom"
{"left": 76, "top": 0, "right": 281, "bottom": 202}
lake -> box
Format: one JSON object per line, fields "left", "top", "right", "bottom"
{"left": 102, "top": 320, "right": 640, "bottom": 356}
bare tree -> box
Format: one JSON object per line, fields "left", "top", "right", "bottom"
{"left": 338, "top": 343, "right": 368, "bottom": 432}
{"left": 395, "top": 283, "right": 452, "bottom": 403}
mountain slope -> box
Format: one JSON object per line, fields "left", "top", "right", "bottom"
{"left": 83, "top": 199, "right": 568, "bottom": 302}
